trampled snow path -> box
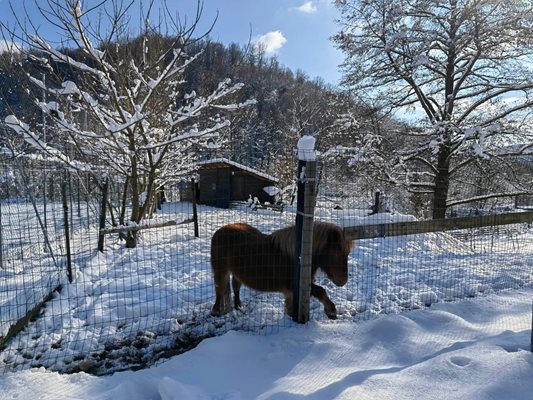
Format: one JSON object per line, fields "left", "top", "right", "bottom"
{"left": 1, "top": 202, "right": 532, "bottom": 375}
{"left": 0, "top": 289, "right": 531, "bottom": 400}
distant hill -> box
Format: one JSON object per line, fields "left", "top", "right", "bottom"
{"left": 0, "top": 36, "right": 369, "bottom": 174}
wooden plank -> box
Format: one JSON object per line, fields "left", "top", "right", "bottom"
{"left": 344, "top": 211, "right": 533, "bottom": 241}
{"left": 0, "top": 286, "right": 61, "bottom": 351}
{"left": 100, "top": 218, "right": 194, "bottom": 235}
{"left": 254, "top": 203, "right": 284, "bottom": 212}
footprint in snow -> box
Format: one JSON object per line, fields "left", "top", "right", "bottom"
{"left": 449, "top": 355, "right": 472, "bottom": 367}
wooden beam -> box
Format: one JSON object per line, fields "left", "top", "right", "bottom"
{"left": 0, "top": 286, "right": 61, "bottom": 351}
{"left": 344, "top": 211, "right": 533, "bottom": 241}
{"left": 100, "top": 218, "right": 194, "bottom": 235}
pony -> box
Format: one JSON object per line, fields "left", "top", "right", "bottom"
{"left": 210, "top": 222, "right": 353, "bottom": 319}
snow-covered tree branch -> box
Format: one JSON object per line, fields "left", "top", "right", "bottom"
{"left": 1, "top": 0, "right": 252, "bottom": 247}
{"left": 334, "top": 0, "right": 533, "bottom": 218}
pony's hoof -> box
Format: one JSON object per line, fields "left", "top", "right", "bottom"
{"left": 325, "top": 304, "right": 337, "bottom": 319}
{"left": 211, "top": 307, "right": 228, "bottom": 317}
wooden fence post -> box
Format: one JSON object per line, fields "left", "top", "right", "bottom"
{"left": 292, "top": 159, "right": 305, "bottom": 322}
{"left": 86, "top": 174, "right": 90, "bottom": 229}
{"left": 77, "top": 174, "right": 81, "bottom": 218}
{"left": 97, "top": 176, "right": 109, "bottom": 253}
{"left": 61, "top": 181, "right": 73, "bottom": 283}
{"left": 371, "top": 191, "right": 381, "bottom": 214}
{"left": 292, "top": 136, "right": 317, "bottom": 323}
{"left": 298, "top": 161, "right": 316, "bottom": 323}
{"left": 191, "top": 178, "right": 199, "bottom": 238}
{"left": 0, "top": 199, "right": 3, "bottom": 270}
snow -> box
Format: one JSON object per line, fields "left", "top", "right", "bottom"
{"left": 0, "top": 39, "right": 19, "bottom": 54}
{"left": 263, "top": 186, "right": 280, "bottom": 196}
{"left": 0, "top": 199, "right": 533, "bottom": 374}
{"left": 328, "top": 208, "right": 417, "bottom": 227}
{"left": 0, "top": 289, "right": 531, "bottom": 400}
{"left": 0, "top": 199, "right": 532, "bottom": 398}
{"left": 297, "top": 135, "right": 316, "bottom": 161}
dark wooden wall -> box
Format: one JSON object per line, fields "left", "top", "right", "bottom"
{"left": 200, "top": 169, "right": 232, "bottom": 208}
{"left": 231, "top": 171, "right": 274, "bottom": 203}
{"left": 180, "top": 165, "right": 277, "bottom": 208}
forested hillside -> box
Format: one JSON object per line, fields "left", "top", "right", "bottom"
{"left": 0, "top": 36, "right": 381, "bottom": 185}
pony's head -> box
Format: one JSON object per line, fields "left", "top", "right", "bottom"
{"left": 312, "top": 222, "right": 353, "bottom": 287}
{"left": 271, "top": 222, "right": 353, "bottom": 287}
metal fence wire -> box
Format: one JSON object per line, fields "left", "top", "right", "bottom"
{"left": 0, "top": 153, "right": 532, "bottom": 375}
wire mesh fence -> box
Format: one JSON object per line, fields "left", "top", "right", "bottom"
{"left": 0, "top": 152, "right": 532, "bottom": 375}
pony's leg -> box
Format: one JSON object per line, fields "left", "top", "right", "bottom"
{"left": 211, "top": 268, "right": 232, "bottom": 316}
{"left": 231, "top": 276, "right": 242, "bottom": 309}
{"left": 311, "top": 283, "right": 337, "bottom": 320}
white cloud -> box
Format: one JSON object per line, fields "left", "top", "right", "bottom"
{"left": 293, "top": 1, "right": 318, "bottom": 14}
{"left": 254, "top": 31, "right": 287, "bottom": 54}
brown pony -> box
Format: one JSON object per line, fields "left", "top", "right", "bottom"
{"left": 210, "top": 222, "right": 353, "bottom": 319}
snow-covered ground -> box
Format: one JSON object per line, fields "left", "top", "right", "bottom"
{"left": 1, "top": 200, "right": 532, "bottom": 378}
{"left": 0, "top": 289, "right": 531, "bottom": 400}
{"left": 0, "top": 199, "right": 97, "bottom": 340}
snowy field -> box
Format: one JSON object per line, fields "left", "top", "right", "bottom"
{"left": 0, "top": 289, "right": 532, "bottom": 400}
{"left": 0, "top": 200, "right": 532, "bottom": 377}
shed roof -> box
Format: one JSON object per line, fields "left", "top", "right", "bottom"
{"left": 195, "top": 158, "right": 279, "bottom": 183}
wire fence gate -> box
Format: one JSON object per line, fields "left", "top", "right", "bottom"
{"left": 0, "top": 144, "right": 532, "bottom": 375}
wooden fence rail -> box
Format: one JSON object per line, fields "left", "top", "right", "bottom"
{"left": 100, "top": 218, "right": 195, "bottom": 235}
{"left": 0, "top": 286, "right": 61, "bottom": 351}
{"left": 344, "top": 211, "right": 533, "bottom": 241}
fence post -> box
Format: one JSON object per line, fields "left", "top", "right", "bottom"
{"left": 86, "top": 174, "right": 90, "bottom": 229}
{"left": 61, "top": 181, "right": 73, "bottom": 283}
{"left": 97, "top": 176, "right": 109, "bottom": 253}
{"left": 292, "top": 136, "right": 317, "bottom": 323}
{"left": 77, "top": 175, "right": 81, "bottom": 218}
{"left": 371, "top": 191, "right": 381, "bottom": 214}
{"left": 0, "top": 199, "right": 3, "bottom": 270}
{"left": 191, "top": 178, "right": 199, "bottom": 238}
{"left": 68, "top": 173, "right": 74, "bottom": 235}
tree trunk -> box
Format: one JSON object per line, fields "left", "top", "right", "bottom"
{"left": 432, "top": 147, "right": 450, "bottom": 219}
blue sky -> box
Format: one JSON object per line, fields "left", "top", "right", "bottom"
{"left": 187, "top": 0, "right": 343, "bottom": 84}
{"left": 0, "top": 0, "right": 344, "bottom": 85}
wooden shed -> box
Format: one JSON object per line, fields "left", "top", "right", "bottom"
{"left": 181, "top": 158, "right": 279, "bottom": 208}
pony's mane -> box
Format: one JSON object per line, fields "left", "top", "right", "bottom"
{"left": 270, "top": 221, "right": 351, "bottom": 258}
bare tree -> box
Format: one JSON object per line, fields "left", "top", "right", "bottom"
{"left": 334, "top": 0, "right": 533, "bottom": 218}
{"left": 1, "top": 0, "right": 252, "bottom": 247}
